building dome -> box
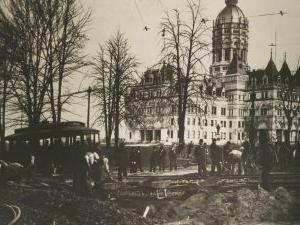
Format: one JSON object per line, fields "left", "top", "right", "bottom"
{"left": 216, "top": 0, "right": 247, "bottom": 24}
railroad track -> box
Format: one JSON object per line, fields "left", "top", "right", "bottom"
{"left": 126, "top": 172, "right": 300, "bottom": 193}
{"left": 0, "top": 205, "right": 21, "bottom": 225}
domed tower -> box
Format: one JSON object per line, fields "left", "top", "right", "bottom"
{"left": 211, "top": 0, "right": 249, "bottom": 77}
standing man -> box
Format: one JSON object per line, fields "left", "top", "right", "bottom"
{"left": 194, "top": 139, "right": 207, "bottom": 178}
{"left": 159, "top": 144, "right": 166, "bottom": 172}
{"left": 150, "top": 146, "right": 159, "bottom": 172}
{"left": 187, "top": 141, "right": 194, "bottom": 158}
{"left": 259, "top": 131, "right": 273, "bottom": 191}
{"left": 242, "top": 139, "right": 250, "bottom": 174}
{"left": 116, "top": 140, "right": 128, "bottom": 182}
{"left": 134, "top": 147, "right": 143, "bottom": 172}
{"left": 210, "top": 138, "right": 223, "bottom": 176}
{"left": 73, "top": 141, "right": 89, "bottom": 195}
{"left": 169, "top": 143, "right": 178, "bottom": 171}
{"left": 223, "top": 141, "right": 232, "bottom": 170}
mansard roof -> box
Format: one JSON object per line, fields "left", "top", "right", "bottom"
{"left": 265, "top": 56, "right": 278, "bottom": 81}
{"left": 141, "top": 63, "right": 175, "bottom": 85}
{"left": 226, "top": 54, "right": 246, "bottom": 75}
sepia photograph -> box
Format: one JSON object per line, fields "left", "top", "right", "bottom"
{"left": 0, "top": 0, "right": 300, "bottom": 224}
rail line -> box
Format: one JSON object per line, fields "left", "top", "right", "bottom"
{"left": 0, "top": 205, "right": 22, "bottom": 225}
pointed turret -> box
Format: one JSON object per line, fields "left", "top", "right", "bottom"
{"left": 294, "top": 67, "right": 300, "bottom": 87}
{"left": 279, "top": 60, "right": 292, "bottom": 81}
{"left": 226, "top": 54, "right": 246, "bottom": 75}
{"left": 265, "top": 54, "right": 278, "bottom": 82}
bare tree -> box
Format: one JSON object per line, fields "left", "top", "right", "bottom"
{"left": 0, "top": 0, "right": 90, "bottom": 126}
{"left": 160, "top": 0, "right": 210, "bottom": 145}
{"left": 93, "top": 31, "right": 138, "bottom": 147}
{"left": 0, "top": 12, "right": 17, "bottom": 157}
{"left": 46, "top": 0, "right": 90, "bottom": 123}
{"left": 93, "top": 47, "right": 115, "bottom": 147}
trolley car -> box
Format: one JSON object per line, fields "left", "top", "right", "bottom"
{"left": 5, "top": 121, "right": 100, "bottom": 173}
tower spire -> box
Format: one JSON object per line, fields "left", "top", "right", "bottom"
{"left": 284, "top": 52, "right": 287, "bottom": 61}
{"left": 270, "top": 48, "right": 273, "bottom": 59}
{"left": 225, "top": 0, "right": 238, "bottom": 6}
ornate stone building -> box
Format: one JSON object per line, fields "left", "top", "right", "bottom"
{"left": 123, "top": 0, "right": 300, "bottom": 145}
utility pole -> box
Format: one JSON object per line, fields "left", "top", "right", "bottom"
{"left": 87, "top": 87, "right": 92, "bottom": 128}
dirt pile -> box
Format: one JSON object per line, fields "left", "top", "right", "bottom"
{"left": 0, "top": 185, "right": 153, "bottom": 225}
{"left": 159, "top": 187, "right": 297, "bottom": 225}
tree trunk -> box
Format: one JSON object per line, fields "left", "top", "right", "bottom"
{"left": 178, "top": 113, "right": 185, "bottom": 146}
{"left": 114, "top": 87, "right": 120, "bottom": 147}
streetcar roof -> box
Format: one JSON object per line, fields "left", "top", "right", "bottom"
{"left": 6, "top": 121, "right": 99, "bottom": 141}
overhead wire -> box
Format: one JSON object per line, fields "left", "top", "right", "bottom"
{"left": 134, "top": 0, "right": 147, "bottom": 27}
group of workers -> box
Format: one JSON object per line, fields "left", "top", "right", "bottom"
{"left": 3, "top": 133, "right": 300, "bottom": 194}
{"left": 149, "top": 143, "right": 177, "bottom": 172}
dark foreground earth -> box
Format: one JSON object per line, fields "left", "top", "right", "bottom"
{"left": 0, "top": 178, "right": 300, "bottom": 225}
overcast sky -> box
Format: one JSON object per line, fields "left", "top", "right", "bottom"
{"left": 66, "top": 0, "right": 300, "bottom": 126}
{"left": 82, "top": 0, "right": 300, "bottom": 71}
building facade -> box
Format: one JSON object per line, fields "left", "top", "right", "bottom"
{"left": 123, "top": 0, "right": 300, "bottom": 145}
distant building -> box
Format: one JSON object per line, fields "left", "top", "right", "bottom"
{"left": 123, "top": 0, "right": 300, "bottom": 145}
{"left": 246, "top": 56, "right": 300, "bottom": 143}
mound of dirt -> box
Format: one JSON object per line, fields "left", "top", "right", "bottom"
{"left": 0, "top": 185, "right": 153, "bottom": 225}
{"left": 164, "top": 187, "right": 297, "bottom": 225}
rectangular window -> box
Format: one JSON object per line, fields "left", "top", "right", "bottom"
{"left": 221, "top": 108, "right": 226, "bottom": 116}
{"left": 204, "top": 120, "right": 208, "bottom": 126}
{"left": 204, "top": 106, "right": 208, "bottom": 114}
{"left": 229, "top": 132, "right": 232, "bottom": 140}
{"left": 171, "top": 118, "right": 174, "bottom": 126}
{"left": 171, "top": 130, "right": 174, "bottom": 139}
{"left": 187, "top": 130, "right": 190, "bottom": 139}
{"left": 225, "top": 49, "right": 231, "bottom": 61}
{"left": 211, "top": 120, "right": 214, "bottom": 127}
{"left": 229, "top": 121, "right": 232, "bottom": 128}
{"left": 224, "top": 121, "right": 227, "bottom": 128}
{"left": 261, "top": 109, "right": 268, "bottom": 116}
{"left": 204, "top": 131, "right": 207, "bottom": 139}
{"left": 242, "top": 121, "right": 245, "bottom": 128}
{"left": 238, "top": 133, "right": 241, "bottom": 140}
{"left": 238, "top": 121, "right": 241, "bottom": 128}
{"left": 198, "top": 118, "right": 201, "bottom": 125}
{"left": 212, "top": 106, "right": 217, "bottom": 115}
{"left": 193, "top": 118, "right": 196, "bottom": 125}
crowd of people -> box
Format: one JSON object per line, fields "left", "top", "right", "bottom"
{"left": 2, "top": 134, "right": 300, "bottom": 194}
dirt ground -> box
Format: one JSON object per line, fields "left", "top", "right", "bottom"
{"left": 0, "top": 176, "right": 300, "bottom": 225}
{"left": 0, "top": 185, "right": 153, "bottom": 225}
{"left": 116, "top": 185, "right": 300, "bottom": 225}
